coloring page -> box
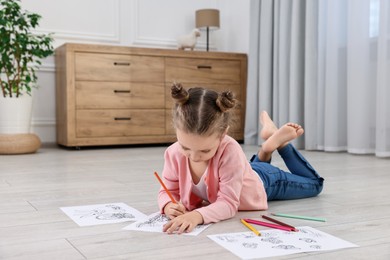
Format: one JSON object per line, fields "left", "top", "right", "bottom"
{"left": 60, "top": 202, "right": 147, "bottom": 226}
{"left": 123, "top": 212, "right": 211, "bottom": 236}
{"left": 208, "top": 226, "right": 358, "bottom": 259}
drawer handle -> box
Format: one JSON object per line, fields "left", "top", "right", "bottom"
{"left": 114, "top": 90, "right": 131, "bottom": 93}
{"left": 197, "top": 65, "right": 212, "bottom": 69}
{"left": 114, "top": 117, "right": 131, "bottom": 121}
{"left": 114, "top": 62, "right": 130, "bottom": 66}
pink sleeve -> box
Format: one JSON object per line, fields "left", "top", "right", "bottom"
{"left": 157, "top": 147, "right": 180, "bottom": 213}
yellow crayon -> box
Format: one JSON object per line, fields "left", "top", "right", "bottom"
{"left": 240, "top": 219, "right": 261, "bottom": 236}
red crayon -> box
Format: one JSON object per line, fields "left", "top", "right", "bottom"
{"left": 244, "top": 219, "right": 294, "bottom": 232}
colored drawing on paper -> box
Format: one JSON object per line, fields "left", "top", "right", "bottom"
{"left": 208, "top": 226, "right": 358, "bottom": 259}
{"left": 60, "top": 203, "right": 147, "bottom": 226}
{"left": 123, "top": 212, "right": 211, "bottom": 236}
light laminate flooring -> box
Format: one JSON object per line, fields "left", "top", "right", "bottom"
{"left": 1, "top": 143, "right": 390, "bottom": 259}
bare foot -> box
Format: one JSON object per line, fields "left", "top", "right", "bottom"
{"left": 261, "top": 123, "right": 304, "bottom": 153}
{"left": 260, "top": 111, "right": 278, "bottom": 140}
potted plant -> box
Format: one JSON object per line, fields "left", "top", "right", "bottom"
{"left": 0, "top": 0, "right": 54, "bottom": 153}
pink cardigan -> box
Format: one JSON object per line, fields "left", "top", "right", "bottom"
{"left": 157, "top": 135, "right": 268, "bottom": 224}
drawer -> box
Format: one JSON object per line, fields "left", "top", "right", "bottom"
{"left": 75, "top": 53, "right": 164, "bottom": 82}
{"left": 165, "top": 57, "right": 241, "bottom": 84}
{"left": 164, "top": 83, "right": 242, "bottom": 109}
{"left": 76, "top": 82, "right": 164, "bottom": 109}
{"left": 76, "top": 109, "right": 165, "bottom": 137}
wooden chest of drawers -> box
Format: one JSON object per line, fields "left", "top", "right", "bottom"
{"left": 55, "top": 43, "right": 247, "bottom": 147}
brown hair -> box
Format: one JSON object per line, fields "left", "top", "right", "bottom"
{"left": 171, "top": 83, "right": 237, "bottom": 136}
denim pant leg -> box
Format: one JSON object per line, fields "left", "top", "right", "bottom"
{"left": 277, "top": 144, "right": 323, "bottom": 180}
{"left": 250, "top": 146, "right": 324, "bottom": 200}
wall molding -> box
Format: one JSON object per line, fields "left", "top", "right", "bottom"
{"left": 42, "top": 29, "right": 121, "bottom": 44}
{"left": 33, "top": 0, "right": 121, "bottom": 44}
{"left": 130, "top": 0, "right": 183, "bottom": 48}
{"left": 37, "top": 64, "right": 56, "bottom": 73}
{"left": 32, "top": 118, "right": 56, "bottom": 127}
{"left": 129, "top": 0, "right": 217, "bottom": 50}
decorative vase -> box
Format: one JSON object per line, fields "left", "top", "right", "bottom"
{"left": 0, "top": 95, "right": 33, "bottom": 133}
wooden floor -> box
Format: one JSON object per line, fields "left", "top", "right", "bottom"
{"left": 1, "top": 143, "right": 390, "bottom": 260}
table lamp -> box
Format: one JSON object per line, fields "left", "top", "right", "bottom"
{"left": 195, "top": 9, "right": 220, "bottom": 51}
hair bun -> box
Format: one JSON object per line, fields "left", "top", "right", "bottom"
{"left": 171, "top": 82, "right": 189, "bottom": 105}
{"left": 216, "top": 91, "right": 236, "bottom": 112}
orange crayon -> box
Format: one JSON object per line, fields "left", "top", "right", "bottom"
{"left": 154, "top": 172, "right": 177, "bottom": 204}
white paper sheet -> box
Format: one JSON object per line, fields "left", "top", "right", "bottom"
{"left": 60, "top": 202, "right": 147, "bottom": 226}
{"left": 123, "top": 212, "right": 211, "bottom": 236}
{"left": 208, "top": 226, "right": 358, "bottom": 259}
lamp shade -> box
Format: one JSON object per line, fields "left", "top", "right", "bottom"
{"left": 196, "top": 9, "right": 220, "bottom": 30}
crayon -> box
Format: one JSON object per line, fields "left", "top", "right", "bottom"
{"left": 244, "top": 219, "right": 294, "bottom": 232}
{"left": 154, "top": 172, "right": 177, "bottom": 204}
{"left": 271, "top": 213, "right": 326, "bottom": 222}
{"left": 261, "top": 215, "right": 298, "bottom": 231}
{"left": 240, "top": 219, "right": 261, "bottom": 236}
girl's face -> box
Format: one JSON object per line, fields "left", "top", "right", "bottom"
{"left": 176, "top": 129, "right": 224, "bottom": 163}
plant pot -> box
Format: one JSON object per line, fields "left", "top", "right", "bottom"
{"left": 0, "top": 95, "right": 41, "bottom": 154}
{"left": 0, "top": 95, "right": 33, "bottom": 133}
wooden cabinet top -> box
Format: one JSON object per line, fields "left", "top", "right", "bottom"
{"left": 56, "top": 43, "right": 248, "bottom": 60}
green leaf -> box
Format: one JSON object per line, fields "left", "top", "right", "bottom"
{"left": 0, "top": 0, "right": 54, "bottom": 97}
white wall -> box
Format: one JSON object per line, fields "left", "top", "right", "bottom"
{"left": 21, "top": 0, "right": 251, "bottom": 143}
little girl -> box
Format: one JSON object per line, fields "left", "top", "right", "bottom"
{"left": 157, "top": 83, "right": 324, "bottom": 234}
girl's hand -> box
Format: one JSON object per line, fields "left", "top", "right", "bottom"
{"left": 163, "top": 211, "right": 204, "bottom": 234}
{"left": 163, "top": 202, "right": 187, "bottom": 219}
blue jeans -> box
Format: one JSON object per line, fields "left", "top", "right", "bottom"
{"left": 250, "top": 144, "right": 324, "bottom": 200}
